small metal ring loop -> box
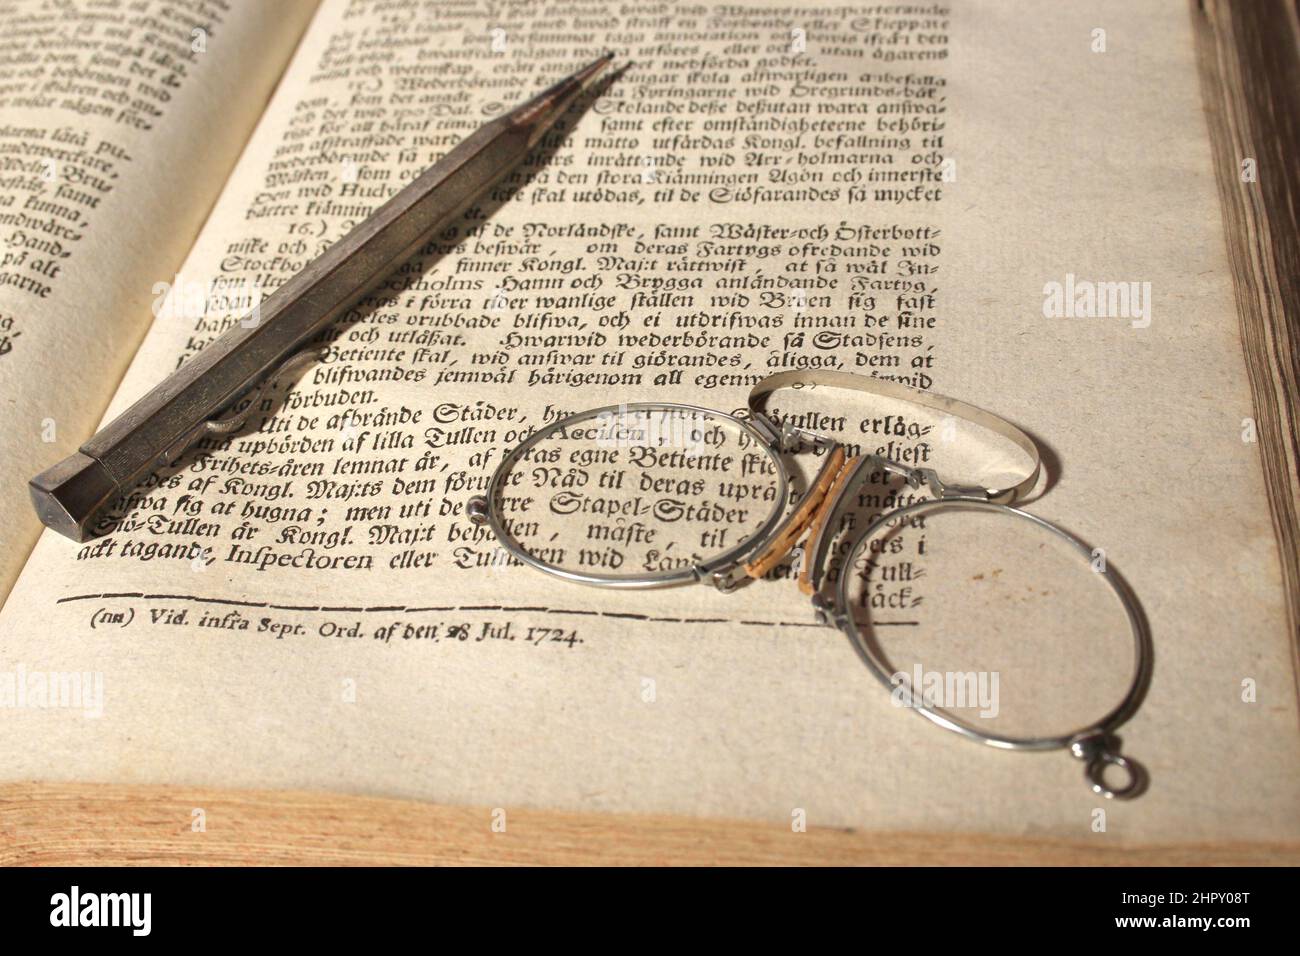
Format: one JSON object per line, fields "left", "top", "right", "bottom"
{"left": 1085, "top": 749, "right": 1143, "bottom": 800}
{"left": 1071, "top": 732, "right": 1146, "bottom": 800}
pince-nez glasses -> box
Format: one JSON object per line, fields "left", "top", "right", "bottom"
{"left": 468, "top": 370, "right": 1150, "bottom": 798}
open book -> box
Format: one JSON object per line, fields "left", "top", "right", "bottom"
{"left": 2, "top": 0, "right": 1297, "bottom": 848}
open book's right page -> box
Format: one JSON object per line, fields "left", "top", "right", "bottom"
{"left": 1, "top": 0, "right": 1296, "bottom": 839}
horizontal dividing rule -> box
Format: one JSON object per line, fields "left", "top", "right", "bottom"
{"left": 53, "top": 591, "right": 919, "bottom": 628}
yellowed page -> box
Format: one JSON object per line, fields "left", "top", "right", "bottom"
{"left": 1, "top": 0, "right": 1296, "bottom": 842}
{"left": 0, "top": 0, "right": 320, "bottom": 595}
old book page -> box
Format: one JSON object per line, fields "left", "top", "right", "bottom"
{"left": 0, "top": 0, "right": 319, "bottom": 594}
{"left": 1, "top": 0, "right": 1296, "bottom": 840}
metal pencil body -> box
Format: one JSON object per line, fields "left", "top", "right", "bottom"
{"left": 30, "top": 55, "right": 612, "bottom": 542}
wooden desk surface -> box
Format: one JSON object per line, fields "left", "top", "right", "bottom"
{"left": 2, "top": 782, "right": 1296, "bottom": 866}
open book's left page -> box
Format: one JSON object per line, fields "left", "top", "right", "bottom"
{"left": 0, "top": 0, "right": 320, "bottom": 596}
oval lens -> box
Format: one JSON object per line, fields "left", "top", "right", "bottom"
{"left": 485, "top": 404, "right": 786, "bottom": 586}
{"left": 838, "top": 501, "right": 1143, "bottom": 745}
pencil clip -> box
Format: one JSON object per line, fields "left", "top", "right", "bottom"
{"left": 203, "top": 347, "right": 325, "bottom": 436}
